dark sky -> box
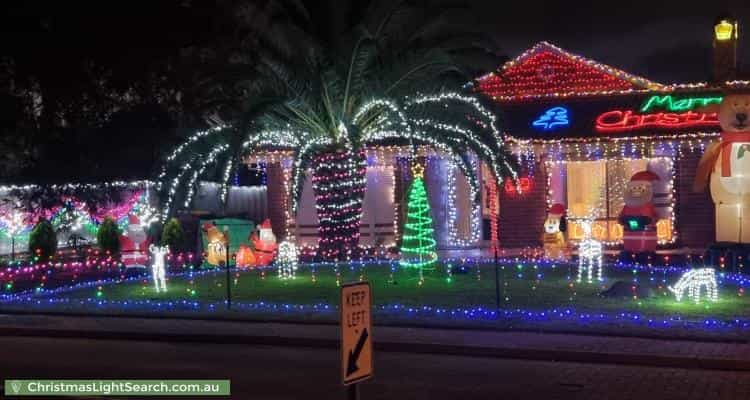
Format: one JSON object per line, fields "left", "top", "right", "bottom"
{"left": 2, "top": 0, "right": 750, "bottom": 87}
{"left": 468, "top": 0, "right": 750, "bottom": 83}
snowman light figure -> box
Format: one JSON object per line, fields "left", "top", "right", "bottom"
{"left": 149, "top": 244, "right": 169, "bottom": 293}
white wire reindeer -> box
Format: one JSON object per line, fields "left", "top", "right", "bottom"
{"left": 577, "top": 218, "right": 603, "bottom": 283}
{"left": 668, "top": 268, "right": 718, "bottom": 303}
{"left": 149, "top": 244, "right": 169, "bottom": 293}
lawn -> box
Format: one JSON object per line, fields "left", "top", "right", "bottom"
{"left": 3, "top": 259, "right": 749, "bottom": 339}
{"left": 9, "top": 260, "right": 749, "bottom": 322}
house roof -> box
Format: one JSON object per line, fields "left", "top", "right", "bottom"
{"left": 474, "top": 42, "right": 665, "bottom": 102}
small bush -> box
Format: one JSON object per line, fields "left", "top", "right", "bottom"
{"left": 29, "top": 219, "right": 58, "bottom": 261}
{"left": 161, "top": 218, "right": 184, "bottom": 253}
{"left": 97, "top": 217, "right": 121, "bottom": 254}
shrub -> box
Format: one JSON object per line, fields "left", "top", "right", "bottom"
{"left": 161, "top": 218, "right": 184, "bottom": 253}
{"left": 28, "top": 219, "right": 58, "bottom": 261}
{"left": 97, "top": 217, "right": 121, "bottom": 254}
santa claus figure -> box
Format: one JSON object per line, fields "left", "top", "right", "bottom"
{"left": 619, "top": 171, "right": 660, "bottom": 254}
{"left": 120, "top": 214, "right": 149, "bottom": 268}
{"left": 542, "top": 203, "right": 568, "bottom": 260}
{"left": 251, "top": 219, "right": 278, "bottom": 266}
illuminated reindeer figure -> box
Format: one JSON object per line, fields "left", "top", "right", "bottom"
{"left": 577, "top": 218, "right": 603, "bottom": 283}
{"left": 668, "top": 268, "right": 718, "bottom": 303}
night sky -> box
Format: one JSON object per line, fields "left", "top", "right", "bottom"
{"left": 2, "top": 0, "right": 750, "bottom": 182}
{"left": 2, "top": 1, "right": 750, "bottom": 84}
{"left": 470, "top": 0, "right": 750, "bottom": 83}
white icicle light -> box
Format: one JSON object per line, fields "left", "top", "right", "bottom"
{"left": 446, "top": 160, "right": 481, "bottom": 247}
{"left": 668, "top": 268, "right": 718, "bottom": 303}
{"left": 577, "top": 219, "right": 603, "bottom": 283}
{"left": 156, "top": 91, "right": 518, "bottom": 226}
{"left": 149, "top": 244, "right": 169, "bottom": 293}
{"left": 277, "top": 240, "right": 299, "bottom": 280}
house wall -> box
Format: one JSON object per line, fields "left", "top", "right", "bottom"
{"left": 285, "top": 166, "right": 397, "bottom": 248}
{"left": 676, "top": 151, "right": 716, "bottom": 247}
{"left": 498, "top": 160, "right": 548, "bottom": 248}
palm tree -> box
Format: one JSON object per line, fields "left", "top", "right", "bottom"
{"left": 155, "top": 0, "right": 517, "bottom": 260}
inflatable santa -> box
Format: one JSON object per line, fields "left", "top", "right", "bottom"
{"left": 120, "top": 215, "right": 149, "bottom": 268}
{"left": 619, "top": 171, "right": 659, "bottom": 253}
{"left": 251, "top": 219, "right": 278, "bottom": 266}
{"left": 694, "top": 93, "right": 750, "bottom": 243}
{"left": 542, "top": 203, "right": 568, "bottom": 260}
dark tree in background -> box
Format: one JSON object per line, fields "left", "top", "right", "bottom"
{"left": 0, "top": 0, "right": 506, "bottom": 185}
{"left": 161, "top": 218, "right": 185, "bottom": 253}
{"left": 0, "top": 1, "right": 215, "bottom": 182}
{"left": 96, "top": 217, "right": 121, "bottom": 255}
{"left": 28, "top": 219, "right": 57, "bottom": 261}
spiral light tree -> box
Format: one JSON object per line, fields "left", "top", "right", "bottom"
{"left": 399, "top": 163, "right": 438, "bottom": 284}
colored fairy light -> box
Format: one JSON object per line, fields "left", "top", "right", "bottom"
{"left": 668, "top": 268, "right": 718, "bottom": 303}
{"left": 474, "top": 42, "right": 662, "bottom": 102}
{"left": 311, "top": 148, "right": 367, "bottom": 260}
{"left": 157, "top": 92, "right": 516, "bottom": 259}
{"left": 0, "top": 187, "right": 154, "bottom": 241}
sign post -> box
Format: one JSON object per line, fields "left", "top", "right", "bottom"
{"left": 341, "top": 281, "right": 373, "bottom": 398}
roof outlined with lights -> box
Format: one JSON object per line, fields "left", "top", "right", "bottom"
{"left": 473, "top": 42, "right": 665, "bottom": 102}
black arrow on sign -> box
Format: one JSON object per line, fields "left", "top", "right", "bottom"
{"left": 346, "top": 328, "right": 369, "bottom": 376}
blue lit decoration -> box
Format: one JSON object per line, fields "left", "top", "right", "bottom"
{"left": 532, "top": 106, "right": 570, "bottom": 131}
{"left": 2, "top": 254, "right": 750, "bottom": 335}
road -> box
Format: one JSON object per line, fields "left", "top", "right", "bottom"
{"left": 0, "top": 336, "right": 748, "bottom": 399}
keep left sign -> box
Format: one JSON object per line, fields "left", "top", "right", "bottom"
{"left": 340, "top": 281, "right": 373, "bottom": 385}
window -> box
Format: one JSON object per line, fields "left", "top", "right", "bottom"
{"left": 561, "top": 158, "right": 673, "bottom": 244}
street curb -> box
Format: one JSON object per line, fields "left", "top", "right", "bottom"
{"left": 0, "top": 326, "right": 748, "bottom": 372}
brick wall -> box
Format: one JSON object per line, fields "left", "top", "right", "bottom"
{"left": 676, "top": 151, "right": 715, "bottom": 247}
{"left": 499, "top": 161, "right": 547, "bottom": 248}
{"left": 266, "top": 162, "right": 288, "bottom": 239}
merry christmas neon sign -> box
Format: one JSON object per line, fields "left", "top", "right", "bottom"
{"left": 640, "top": 95, "right": 722, "bottom": 112}
{"left": 595, "top": 94, "right": 721, "bottom": 133}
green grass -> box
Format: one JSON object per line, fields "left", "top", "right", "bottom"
{"left": 49, "top": 261, "right": 750, "bottom": 322}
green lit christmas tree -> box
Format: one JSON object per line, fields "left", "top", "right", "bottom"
{"left": 400, "top": 164, "right": 438, "bottom": 279}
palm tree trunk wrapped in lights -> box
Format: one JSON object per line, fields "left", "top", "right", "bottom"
{"left": 152, "top": 3, "right": 519, "bottom": 262}
{"left": 312, "top": 147, "right": 367, "bottom": 260}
